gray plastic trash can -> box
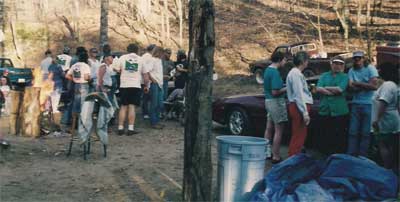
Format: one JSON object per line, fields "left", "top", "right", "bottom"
{"left": 216, "top": 136, "right": 267, "bottom": 202}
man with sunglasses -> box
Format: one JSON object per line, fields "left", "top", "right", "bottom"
{"left": 347, "top": 51, "right": 378, "bottom": 157}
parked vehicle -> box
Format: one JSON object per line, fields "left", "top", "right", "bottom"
{"left": 376, "top": 41, "right": 400, "bottom": 70}
{"left": 0, "top": 58, "right": 33, "bottom": 89}
{"left": 211, "top": 77, "right": 348, "bottom": 149}
{"left": 249, "top": 42, "right": 352, "bottom": 84}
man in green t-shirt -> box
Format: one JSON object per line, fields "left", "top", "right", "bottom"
{"left": 316, "top": 55, "right": 349, "bottom": 154}
{"left": 263, "top": 51, "right": 287, "bottom": 164}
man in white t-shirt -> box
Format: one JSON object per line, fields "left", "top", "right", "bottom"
{"left": 88, "top": 48, "right": 101, "bottom": 90}
{"left": 56, "top": 47, "right": 72, "bottom": 72}
{"left": 40, "top": 49, "right": 53, "bottom": 80}
{"left": 113, "top": 43, "right": 144, "bottom": 136}
{"left": 143, "top": 46, "right": 164, "bottom": 129}
{"left": 66, "top": 52, "right": 91, "bottom": 114}
{"left": 141, "top": 44, "right": 155, "bottom": 119}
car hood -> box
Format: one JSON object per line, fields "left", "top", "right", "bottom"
{"left": 225, "top": 93, "right": 264, "bottom": 99}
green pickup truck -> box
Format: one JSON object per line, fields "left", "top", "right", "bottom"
{"left": 0, "top": 58, "right": 33, "bottom": 90}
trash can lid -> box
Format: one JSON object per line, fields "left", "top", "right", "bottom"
{"left": 216, "top": 136, "right": 267, "bottom": 145}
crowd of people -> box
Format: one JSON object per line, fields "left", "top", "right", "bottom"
{"left": 263, "top": 50, "right": 399, "bottom": 174}
{"left": 36, "top": 43, "right": 188, "bottom": 138}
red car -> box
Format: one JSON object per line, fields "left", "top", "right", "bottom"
{"left": 212, "top": 77, "right": 347, "bottom": 148}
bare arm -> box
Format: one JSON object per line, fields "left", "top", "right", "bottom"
{"left": 97, "top": 65, "right": 106, "bottom": 90}
{"left": 316, "top": 87, "right": 333, "bottom": 95}
{"left": 352, "top": 77, "right": 378, "bottom": 90}
{"left": 271, "top": 87, "right": 287, "bottom": 96}
{"left": 66, "top": 73, "right": 73, "bottom": 81}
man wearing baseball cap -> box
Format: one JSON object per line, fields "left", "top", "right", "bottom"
{"left": 347, "top": 51, "right": 378, "bottom": 157}
{"left": 316, "top": 55, "right": 349, "bottom": 154}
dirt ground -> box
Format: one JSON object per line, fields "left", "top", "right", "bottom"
{"left": 0, "top": 76, "right": 278, "bottom": 202}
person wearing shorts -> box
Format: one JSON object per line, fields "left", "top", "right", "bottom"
{"left": 113, "top": 43, "right": 144, "bottom": 136}
{"left": 263, "top": 51, "right": 287, "bottom": 164}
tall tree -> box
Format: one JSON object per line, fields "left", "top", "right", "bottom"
{"left": 334, "top": 0, "right": 350, "bottom": 51}
{"left": 0, "top": 0, "right": 5, "bottom": 57}
{"left": 176, "top": 0, "right": 183, "bottom": 47}
{"left": 100, "top": 0, "right": 109, "bottom": 46}
{"left": 183, "top": 0, "right": 215, "bottom": 201}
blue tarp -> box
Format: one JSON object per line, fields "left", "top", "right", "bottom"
{"left": 251, "top": 154, "right": 398, "bottom": 202}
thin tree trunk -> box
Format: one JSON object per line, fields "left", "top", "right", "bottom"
{"left": 100, "top": 0, "right": 109, "bottom": 46}
{"left": 356, "top": 0, "right": 362, "bottom": 31}
{"left": 73, "top": 0, "right": 81, "bottom": 42}
{"left": 183, "top": 0, "right": 215, "bottom": 201}
{"left": 0, "top": 0, "right": 5, "bottom": 57}
{"left": 161, "top": 0, "right": 165, "bottom": 44}
{"left": 165, "top": 0, "right": 170, "bottom": 46}
{"left": 177, "top": 0, "right": 183, "bottom": 47}
{"left": 317, "top": 0, "right": 324, "bottom": 52}
{"left": 334, "top": 0, "right": 349, "bottom": 51}
{"left": 366, "top": 0, "right": 372, "bottom": 59}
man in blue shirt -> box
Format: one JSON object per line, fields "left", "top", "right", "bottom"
{"left": 347, "top": 51, "right": 378, "bottom": 156}
{"left": 263, "top": 51, "right": 287, "bottom": 163}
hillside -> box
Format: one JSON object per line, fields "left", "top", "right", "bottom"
{"left": 1, "top": 0, "right": 399, "bottom": 76}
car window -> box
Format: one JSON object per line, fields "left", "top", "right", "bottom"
{"left": 3, "top": 60, "right": 12, "bottom": 67}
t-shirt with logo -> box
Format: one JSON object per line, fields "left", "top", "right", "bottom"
{"left": 67, "top": 62, "right": 91, "bottom": 84}
{"left": 56, "top": 54, "right": 72, "bottom": 72}
{"left": 113, "top": 53, "right": 143, "bottom": 88}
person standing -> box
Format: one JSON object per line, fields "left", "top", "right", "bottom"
{"left": 143, "top": 46, "right": 164, "bottom": 129}
{"left": 162, "top": 48, "right": 174, "bottom": 100}
{"left": 372, "top": 64, "right": 399, "bottom": 172}
{"left": 347, "top": 51, "right": 378, "bottom": 157}
{"left": 141, "top": 44, "right": 156, "bottom": 119}
{"left": 56, "top": 46, "right": 72, "bottom": 72}
{"left": 263, "top": 51, "right": 287, "bottom": 163}
{"left": 113, "top": 43, "right": 144, "bottom": 135}
{"left": 286, "top": 51, "right": 313, "bottom": 157}
{"left": 316, "top": 56, "right": 349, "bottom": 154}
{"left": 40, "top": 49, "right": 52, "bottom": 80}
{"left": 88, "top": 48, "right": 101, "bottom": 92}
{"left": 48, "top": 56, "right": 65, "bottom": 113}
{"left": 65, "top": 51, "right": 91, "bottom": 117}
{"left": 174, "top": 49, "right": 189, "bottom": 90}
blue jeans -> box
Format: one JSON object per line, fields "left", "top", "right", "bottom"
{"left": 71, "top": 83, "right": 89, "bottom": 113}
{"left": 142, "top": 85, "right": 150, "bottom": 116}
{"left": 347, "top": 104, "right": 372, "bottom": 156}
{"left": 163, "top": 81, "right": 169, "bottom": 100}
{"left": 149, "top": 83, "right": 163, "bottom": 125}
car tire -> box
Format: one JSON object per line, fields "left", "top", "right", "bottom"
{"left": 303, "top": 68, "right": 316, "bottom": 78}
{"left": 227, "top": 107, "right": 252, "bottom": 136}
{"left": 254, "top": 68, "right": 264, "bottom": 84}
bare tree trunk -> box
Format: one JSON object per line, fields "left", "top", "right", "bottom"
{"left": 183, "top": 0, "right": 215, "bottom": 201}
{"left": 317, "top": 0, "right": 324, "bottom": 51}
{"left": 366, "top": 0, "right": 372, "bottom": 59}
{"left": 73, "top": 0, "right": 81, "bottom": 42}
{"left": 177, "top": 0, "right": 183, "bottom": 47}
{"left": 100, "top": 0, "right": 109, "bottom": 46}
{"left": 0, "top": 0, "right": 5, "bottom": 57}
{"left": 161, "top": 0, "right": 166, "bottom": 44}
{"left": 165, "top": 0, "right": 170, "bottom": 46}
{"left": 334, "top": 0, "right": 350, "bottom": 51}
{"left": 356, "top": 0, "right": 362, "bottom": 31}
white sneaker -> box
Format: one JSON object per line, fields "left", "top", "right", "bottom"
{"left": 265, "top": 143, "right": 272, "bottom": 159}
{"left": 143, "top": 115, "right": 150, "bottom": 119}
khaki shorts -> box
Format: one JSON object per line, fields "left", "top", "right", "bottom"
{"left": 265, "top": 98, "right": 288, "bottom": 123}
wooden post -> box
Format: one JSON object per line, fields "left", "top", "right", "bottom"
{"left": 20, "top": 87, "right": 41, "bottom": 138}
{"left": 183, "top": 0, "right": 215, "bottom": 201}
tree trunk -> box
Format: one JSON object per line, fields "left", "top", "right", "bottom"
{"left": 21, "top": 87, "right": 41, "bottom": 138}
{"left": 183, "top": 0, "right": 215, "bottom": 201}
{"left": 161, "top": 0, "right": 165, "bottom": 44}
{"left": 334, "top": 0, "right": 349, "bottom": 51}
{"left": 100, "top": 0, "right": 109, "bottom": 46}
{"left": 165, "top": 0, "right": 170, "bottom": 46}
{"left": 366, "top": 0, "right": 372, "bottom": 59}
{"left": 317, "top": 0, "right": 324, "bottom": 52}
{"left": 177, "top": 0, "right": 183, "bottom": 47}
{"left": 0, "top": 0, "right": 4, "bottom": 57}
{"left": 356, "top": 0, "right": 362, "bottom": 31}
